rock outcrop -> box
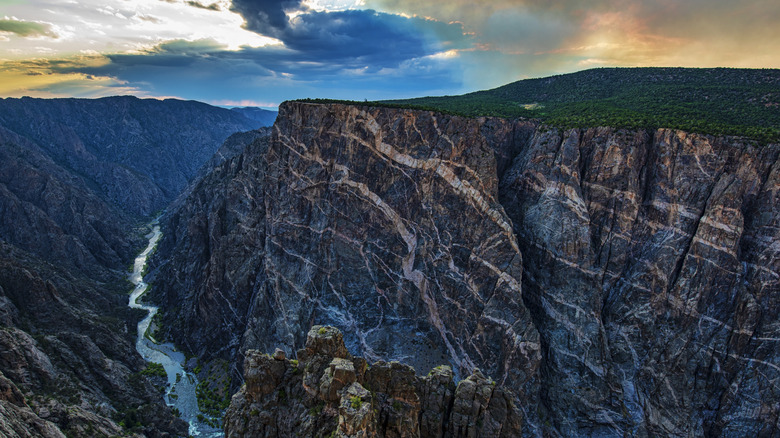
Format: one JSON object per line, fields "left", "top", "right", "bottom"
{"left": 153, "top": 101, "right": 780, "bottom": 437}
{"left": 224, "top": 325, "right": 522, "bottom": 437}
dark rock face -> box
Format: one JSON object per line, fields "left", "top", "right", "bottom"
{"left": 500, "top": 127, "right": 780, "bottom": 436}
{"left": 0, "top": 126, "right": 140, "bottom": 277}
{"left": 261, "top": 103, "right": 540, "bottom": 385}
{"left": 0, "top": 371, "right": 65, "bottom": 438}
{"left": 224, "top": 325, "right": 522, "bottom": 437}
{"left": 0, "top": 96, "right": 263, "bottom": 216}
{"left": 152, "top": 103, "right": 541, "bottom": 390}
{"left": 154, "top": 102, "right": 780, "bottom": 437}
{"left": 149, "top": 133, "right": 271, "bottom": 359}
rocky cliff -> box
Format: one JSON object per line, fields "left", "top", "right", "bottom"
{"left": 224, "top": 325, "right": 522, "bottom": 437}
{"left": 152, "top": 102, "right": 780, "bottom": 437}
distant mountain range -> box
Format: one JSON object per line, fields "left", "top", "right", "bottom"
{"left": 230, "top": 106, "right": 278, "bottom": 127}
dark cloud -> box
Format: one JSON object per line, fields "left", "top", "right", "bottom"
{"left": 0, "top": 19, "right": 57, "bottom": 38}
{"left": 185, "top": 1, "right": 221, "bottom": 11}
{"left": 230, "top": 0, "right": 307, "bottom": 37}
{"left": 229, "top": 0, "right": 468, "bottom": 66}
{"left": 41, "top": 38, "right": 463, "bottom": 103}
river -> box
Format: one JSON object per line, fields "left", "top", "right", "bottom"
{"left": 128, "top": 221, "right": 223, "bottom": 437}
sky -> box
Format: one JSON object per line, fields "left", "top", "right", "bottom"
{"left": 0, "top": 0, "right": 778, "bottom": 109}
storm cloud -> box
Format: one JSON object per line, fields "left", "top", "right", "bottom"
{"left": 229, "top": 0, "right": 468, "bottom": 65}
{"left": 230, "top": 0, "right": 305, "bottom": 36}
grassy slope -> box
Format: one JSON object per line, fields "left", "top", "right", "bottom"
{"left": 304, "top": 68, "right": 780, "bottom": 143}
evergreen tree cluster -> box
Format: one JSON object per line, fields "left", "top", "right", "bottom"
{"left": 304, "top": 68, "right": 780, "bottom": 143}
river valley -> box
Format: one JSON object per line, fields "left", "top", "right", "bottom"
{"left": 129, "top": 222, "right": 222, "bottom": 437}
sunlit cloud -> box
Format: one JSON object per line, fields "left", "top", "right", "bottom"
{"left": 0, "top": 56, "right": 143, "bottom": 98}
{"left": 0, "top": 17, "right": 57, "bottom": 38}
{"left": 185, "top": 1, "right": 221, "bottom": 11}
{"left": 0, "top": 0, "right": 777, "bottom": 105}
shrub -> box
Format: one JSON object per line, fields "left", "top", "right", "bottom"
{"left": 140, "top": 362, "right": 167, "bottom": 378}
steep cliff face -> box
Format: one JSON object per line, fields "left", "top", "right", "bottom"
{"left": 500, "top": 127, "right": 780, "bottom": 436}
{"left": 152, "top": 103, "right": 542, "bottom": 390}
{"left": 154, "top": 102, "right": 780, "bottom": 437}
{"left": 149, "top": 133, "right": 271, "bottom": 359}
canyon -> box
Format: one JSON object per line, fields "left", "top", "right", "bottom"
{"left": 150, "top": 101, "right": 779, "bottom": 437}
{"left": 0, "top": 93, "right": 777, "bottom": 437}
{"left": 0, "top": 96, "right": 264, "bottom": 436}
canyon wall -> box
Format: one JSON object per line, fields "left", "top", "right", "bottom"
{"left": 152, "top": 102, "right": 780, "bottom": 437}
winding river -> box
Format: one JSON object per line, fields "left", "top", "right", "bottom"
{"left": 129, "top": 221, "right": 222, "bottom": 437}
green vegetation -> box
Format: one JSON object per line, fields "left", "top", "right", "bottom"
{"left": 301, "top": 68, "right": 780, "bottom": 143}
{"left": 140, "top": 362, "right": 166, "bottom": 378}
{"left": 318, "top": 327, "right": 328, "bottom": 335}
{"left": 149, "top": 311, "right": 165, "bottom": 342}
{"left": 194, "top": 360, "right": 232, "bottom": 429}
{"left": 309, "top": 401, "right": 325, "bottom": 417}
{"left": 117, "top": 407, "right": 144, "bottom": 431}
{"left": 349, "top": 395, "right": 363, "bottom": 409}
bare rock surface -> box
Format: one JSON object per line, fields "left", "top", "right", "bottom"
{"left": 224, "top": 325, "right": 523, "bottom": 438}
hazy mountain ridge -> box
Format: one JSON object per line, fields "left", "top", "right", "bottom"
{"left": 230, "top": 107, "right": 278, "bottom": 127}
{"left": 151, "top": 101, "right": 780, "bottom": 437}
{"left": 0, "top": 96, "right": 266, "bottom": 216}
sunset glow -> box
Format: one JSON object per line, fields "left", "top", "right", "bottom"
{"left": 1, "top": 0, "right": 777, "bottom": 106}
